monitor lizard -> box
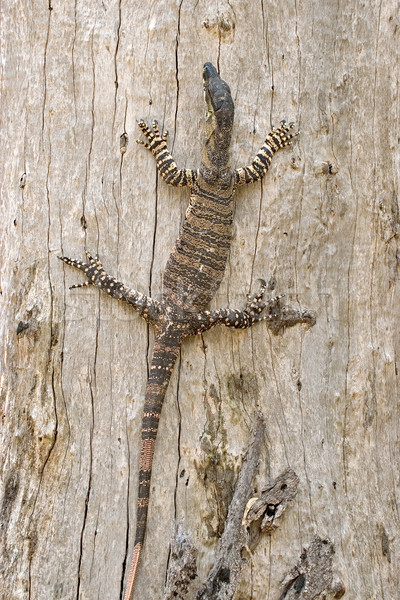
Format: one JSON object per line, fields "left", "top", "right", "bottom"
{"left": 59, "top": 62, "right": 314, "bottom": 600}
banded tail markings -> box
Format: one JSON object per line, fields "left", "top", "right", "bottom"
{"left": 123, "top": 335, "right": 181, "bottom": 600}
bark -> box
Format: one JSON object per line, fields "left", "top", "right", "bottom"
{"left": 196, "top": 415, "right": 266, "bottom": 600}
{"left": 1, "top": 1, "right": 399, "bottom": 599}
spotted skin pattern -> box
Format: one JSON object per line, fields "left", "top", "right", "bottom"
{"left": 59, "top": 63, "right": 314, "bottom": 600}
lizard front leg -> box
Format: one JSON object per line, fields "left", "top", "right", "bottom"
{"left": 137, "top": 120, "right": 196, "bottom": 187}
{"left": 194, "top": 280, "right": 315, "bottom": 334}
{"left": 59, "top": 251, "right": 161, "bottom": 324}
{"left": 235, "top": 121, "right": 298, "bottom": 185}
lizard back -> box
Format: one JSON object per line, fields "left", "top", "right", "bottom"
{"left": 163, "top": 62, "right": 236, "bottom": 313}
{"left": 162, "top": 173, "right": 235, "bottom": 311}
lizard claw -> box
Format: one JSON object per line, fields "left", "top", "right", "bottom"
{"left": 137, "top": 119, "right": 165, "bottom": 150}
{"left": 84, "top": 250, "right": 101, "bottom": 264}
{"left": 70, "top": 281, "right": 93, "bottom": 290}
{"left": 59, "top": 250, "right": 104, "bottom": 289}
{"left": 244, "top": 280, "right": 285, "bottom": 318}
{"left": 270, "top": 121, "right": 299, "bottom": 148}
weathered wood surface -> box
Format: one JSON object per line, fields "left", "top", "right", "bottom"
{"left": 1, "top": 1, "right": 399, "bottom": 598}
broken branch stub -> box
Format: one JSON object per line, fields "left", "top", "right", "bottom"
{"left": 242, "top": 468, "right": 299, "bottom": 548}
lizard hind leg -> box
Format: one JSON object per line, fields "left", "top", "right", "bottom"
{"left": 194, "top": 279, "right": 315, "bottom": 334}
{"left": 59, "top": 250, "right": 162, "bottom": 324}
{"left": 193, "top": 280, "right": 285, "bottom": 332}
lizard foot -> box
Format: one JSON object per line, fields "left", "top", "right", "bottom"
{"left": 242, "top": 279, "right": 285, "bottom": 325}
{"left": 195, "top": 280, "right": 286, "bottom": 331}
{"left": 268, "top": 120, "right": 298, "bottom": 149}
{"left": 136, "top": 120, "right": 168, "bottom": 150}
{"left": 58, "top": 250, "right": 103, "bottom": 289}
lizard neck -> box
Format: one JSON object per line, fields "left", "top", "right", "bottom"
{"left": 201, "top": 62, "right": 234, "bottom": 180}
{"left": 200, "top": 126, "right": 232, "bottom": 177}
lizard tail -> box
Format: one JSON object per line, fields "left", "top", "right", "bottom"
{"left": 123, "top": 334, "right": 181, "bottom": 600}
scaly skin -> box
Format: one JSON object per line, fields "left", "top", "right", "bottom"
{"left": 59, "top": 62, "right": 314, "bottom": 600}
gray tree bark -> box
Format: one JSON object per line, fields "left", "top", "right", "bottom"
{"left": 1, "top": 1, "right": 399, "bottom": 599}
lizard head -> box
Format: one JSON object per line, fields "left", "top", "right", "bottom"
{"left": 202, "top": 63, "right": 234, "bottom": 174}
{"left": 203, "top": 62, "right": 234, "bottom": 136}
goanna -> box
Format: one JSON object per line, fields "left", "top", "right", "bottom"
{"left": 60, "top": 62, "right": 314, "bottom": 600}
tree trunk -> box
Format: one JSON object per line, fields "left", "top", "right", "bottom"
{"left": 1, "top": 1, "right": 399, "bottom": 599}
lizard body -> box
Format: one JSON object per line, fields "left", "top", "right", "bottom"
{"left": 60, "top": 62, "right": 314, "bottom": 599}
